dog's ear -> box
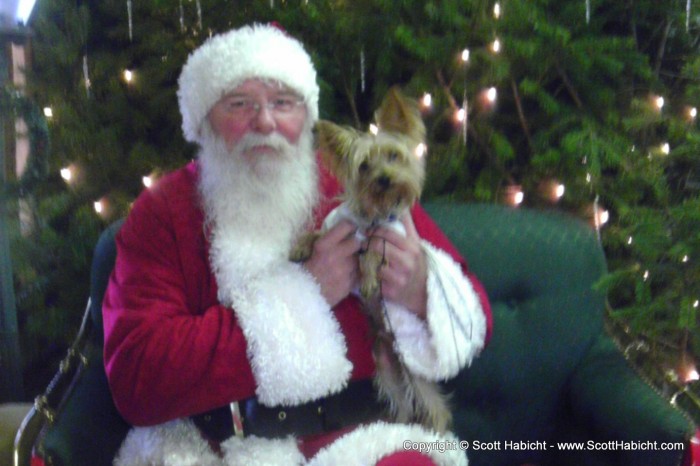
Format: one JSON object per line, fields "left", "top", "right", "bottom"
{"left": 315, "top": 120, "right": 358, "bottom": 178}
{"left": 374, "top": 87, "right": 426, "bottom": 146}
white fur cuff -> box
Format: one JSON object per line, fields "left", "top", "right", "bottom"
{"left": 228, "top": 261, "right": 352, "bottom": 406}
{"left": 385, "top": 242, "right": 486, "bottom": 381}
{"left": 307, "top": 422, "right": 468, "bottom": 466}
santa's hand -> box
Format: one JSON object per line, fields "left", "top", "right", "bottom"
{"left": 367, "top": 213, "right": 427, "bottom": 319}
{"left": 303, "top": 221, "right": 361, "bottom": 307}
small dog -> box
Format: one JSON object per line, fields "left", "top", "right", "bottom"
{"left": 292, "top": 87, "right": 452, "bottom": 433}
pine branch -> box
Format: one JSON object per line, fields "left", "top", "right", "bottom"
{"left": 653, "top": 19, "right": 672, "bottom": 78}
{"left": 554, "top": 61, "right": 583, "bottom": 109}
{"left": 510, "top": 78, "right": 534, "bottom": 154}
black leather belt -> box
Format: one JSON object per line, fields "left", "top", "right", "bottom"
{"left": 191, "top": 379, "right": 383, "bottom": 442}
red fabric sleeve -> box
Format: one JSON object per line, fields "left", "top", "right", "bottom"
{"left": 410, "top": 203, "right": 493, "bottom": 344}
{"left": 102, "top": 168, "right": 257, "bottom": 426}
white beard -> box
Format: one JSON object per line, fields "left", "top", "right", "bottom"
{"left": 197, "top": 124, "right": 318, "bottom": 276}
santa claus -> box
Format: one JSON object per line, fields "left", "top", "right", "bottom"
{"left": 103, "top": 23, "right": 491, "bottom": 466}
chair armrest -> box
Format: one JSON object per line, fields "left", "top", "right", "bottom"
{"left": 569, "top": 333, "right": 693, "bottom": 465}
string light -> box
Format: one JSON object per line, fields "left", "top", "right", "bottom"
{"left": 421, "top": 93, "right": 432, "bottom": 109}
{"left": 369, "top": 124, "right": 379, "bottom": 135}
{"left": 685, "top": 367, "right": 700, "bottom": 383}
{"left": 142, "top": 176, "right": 153, "bottom": 188}
{"left": 643, "top": 270, "right": 650, "bottom": 281}
{"left": 505, "top": 185, "right": 524, "bottom": 206}
{"left": 627, "top": 236, "right": 634, "bottom": 245}
{"left": 43, "top": 107, "right": 53, "bottom": 118}
{"left": 94, "top": 200, "right": 104, "bottom": 214}
{"left": 461, "top": 48, "right": 470, "bottom": 62}
{"left": 123, "top": 69, "right": 134, "bottom": 83}
{"left": 654, "top": 95, "right": 665, "bottom": 110}
{"left": 554, "top": 183, "right": 565, "bottom": 200}
{"left": 491, "top": 39, "right": 501, "bottom": 53}
{"left": 415, "top": 143, "right": 427, "bottom": 158}
{"left": 60, "top": 167, "right": 72, "bottom": 182}
{"left": 689, "top": 107, "right": 697, "bottom": 120}
{"left": 493, "top": 2, "right": 501, "bottom": 18}
{"left": 486, "top": 87, "right": 497, "bottom": 103}
{"left": 456, "top": 108, "right": 467, "bottom": 122}
{"left": 661, "top": 142, "right": 671, "bottom": 155}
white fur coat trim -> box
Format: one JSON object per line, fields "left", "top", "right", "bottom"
{"left": 307, "top": 422, "right": 468, "bottom": 466}
{"left": 114, "top": 419, "right": 305, "bottom": 466}
{"left": 113, "top": 419, "right": 221, "bottom": 466}
{"left": 219, "top": 258, "right": 352, "bottom": 406}
{"left": 384, "top": 241, "right": 487, "bottom": 382}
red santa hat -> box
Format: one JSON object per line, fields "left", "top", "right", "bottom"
{"left": 177, "top": 23, "right": 319, "bottom": 144}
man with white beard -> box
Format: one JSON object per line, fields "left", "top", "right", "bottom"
{"left": 103, "top": 24, "right": 491, "bottom": 466}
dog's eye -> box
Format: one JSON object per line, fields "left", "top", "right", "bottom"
{"left": 388, "top": 152, "right": 399, "bottom": 162}
{"left": 359, "top": 161, "right": 369, "bottom": 173}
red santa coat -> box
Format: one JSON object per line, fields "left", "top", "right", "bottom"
{"left": 103, "top": 159, "right": 492, "bottom": 431}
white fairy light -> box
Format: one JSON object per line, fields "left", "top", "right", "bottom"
{"left": 599, "top": 209, "right": 609, "bottom": 225}
{"left": 686, "top": 368, "right": 700, "bottom": 383}
{"left": 369, "top": 124, "right": 379, "bottom": 135}
{"left": 554, "top": 183, "right": 565, "bottom": 199}
{"left": 627, "top": 236, "right": 634, "bottom": 245}
{"left": 422, "top": 93, "right": 432, "bottom": 108}
{"left": 655, "top": 96, "right": 665, "bottom": 110}
{"left": 415, "top": 143, "right": 427, "bottom": 158}
{"left": 43, "top": 107, "right": 53, "bottom": 118}
{"left": 682, "top": 255, "right": 689, "bottom": 263}
{"left": 493, "top": 2, "right": 501, "bottom": 18}
{"left": 694, "top": 300, "right": 699, "bottom": 308}
{"left": 456, "top": 108, "right": 466, "bottom": 122}
{"left": 142, "top": 176, "right": 153, "bottom": 188}
{"left": 486, "top": 87, "right": 497, "bottom": 103}
{"left": 60, "top": 167, "right": 72, "bottom": 182}
{"left": 661, "top": 142, "right": 671, "bottom": 155}
{"left": 491, "top": 39, "right": 501, "bottom": 53}
{"left": 461, "top": 48, "right": 470, "bottom": 62}
{"left": 643, "top": 270, "right": 650, "bottom": 281}
{"left": 123, "top": 69, "right": 134, "bottom": 83}
{"left": 94, "top": 201, "right": 104, "bottom": 214}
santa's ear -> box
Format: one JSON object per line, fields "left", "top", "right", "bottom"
{"left": 374, "top": 86, "right": 425, "bottom": 146}
{"left": 315, "top": 120, "right": 358, "bottom": 179}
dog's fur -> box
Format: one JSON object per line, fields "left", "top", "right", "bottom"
{"left": 291, "top": 87, "right": 452, "bottom": 433}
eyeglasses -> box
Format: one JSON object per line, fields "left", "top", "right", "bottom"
{"left": 219, "top": 95, "right": 305, "bottom": 117}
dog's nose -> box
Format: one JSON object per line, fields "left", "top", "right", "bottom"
{"left": 377, "top": 176, "right": 391, "bottom": 189}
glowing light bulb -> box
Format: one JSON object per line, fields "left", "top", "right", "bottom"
{"left": 142, "top": 176, "right": 153, "bottom": 188}
{"left": 491, "top": 39, "right": 501, "bottom": 53}
{"left": 599, "top": 210, "right": 609, "bottom": 225}
{"left": 369, "top": 124, "right": 379, "bottom": 135}
{"left": 456, "top": 108, "right": 466, "bottom": 122}
{"left": 123, "top": 69, "right": 134, "bottom": 83}
{"left": 627, "top": 236, "right": 634, "bottom": 245}
{"left": 422, "top": 93, "right": 432, "bottom": 108}
{"left": 655, "top": 96, "right": 665, "bottom": 110}
{"left": 643, "top": 270, "right": 650, "bottom": 281}
{"left": 415, "top": 143, "right": 427, "bottom": 158}
{"left": 94, "top": 201, "right": 103, "bottom": 214}
{"left": 486, "top": 87, "right": 497, "bottom": 103}
{"left": 682, "top": 255, "right": 689, "bottom": 263}
{"left": 60, "top": 167, "right": 72, "bottom": 182}
{"left": 694, "top": 300, "right": 699, "bottom": 308}
{"left": 493, "top": 2, "right": 501, "bottom": 18}
{"left": 43, "top": 107, "right": 53, "bottom": 118}
{"left": 686, "top": 368, "right": 700, "bottom": 383}
{"left": 461, "top": 48, "right": 470, "bottom": 62}
{"left": 690, "top": 107, "right": 697, "bottom": 119}
{"left": 661, "top": 142, "right": 670, "bottom": 155}
{"left": 554, "top": 183, "right": 565, "bottom": 199}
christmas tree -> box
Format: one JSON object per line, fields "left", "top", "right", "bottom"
{"left": 7, "top": 0, "right": 700, "bottom": 418}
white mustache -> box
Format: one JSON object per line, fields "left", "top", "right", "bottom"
{"left": 235, "top": 133, "right": 293, "bottom": 155}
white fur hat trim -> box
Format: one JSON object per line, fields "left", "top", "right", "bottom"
{"left": 177, "top": 23, "right": 319, "bottom": 143}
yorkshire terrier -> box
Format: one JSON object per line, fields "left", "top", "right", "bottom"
{"left": 291, "top": 87, "right": 452, "bottom": 433}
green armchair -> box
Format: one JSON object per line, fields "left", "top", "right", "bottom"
{"left": 14, "top": 203, "right": 694, "bottom": 466}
